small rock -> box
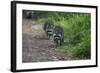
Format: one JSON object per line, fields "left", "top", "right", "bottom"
{"left": 58, "top": 57, "right": 65, "bottom": 60}
{"left": 52, "top": 56, "right": 59, "bottom": 61}
{"left": 34, "top": 47, "right": 39, "bottom": 49}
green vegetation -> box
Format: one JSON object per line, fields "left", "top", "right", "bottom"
{"left": 32, "top": 11, "right": 91, "bottom": 59}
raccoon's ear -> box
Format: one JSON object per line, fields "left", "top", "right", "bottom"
{"left": 53, "top": 34, "right": 56, "bottom": 36}
{"left": 59, "top": 34, "right": 61, "bottom": 37}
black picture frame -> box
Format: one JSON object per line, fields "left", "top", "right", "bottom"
{"left": 11, "top": 1, "right": 98, "bottom": 72}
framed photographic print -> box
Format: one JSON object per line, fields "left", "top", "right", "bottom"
{"left": 11, "top": 1, "right": 98, "bottom": 72}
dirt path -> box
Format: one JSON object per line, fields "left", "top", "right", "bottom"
{"left": 22, "top": 19, "right": 71, "bottom": 63}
